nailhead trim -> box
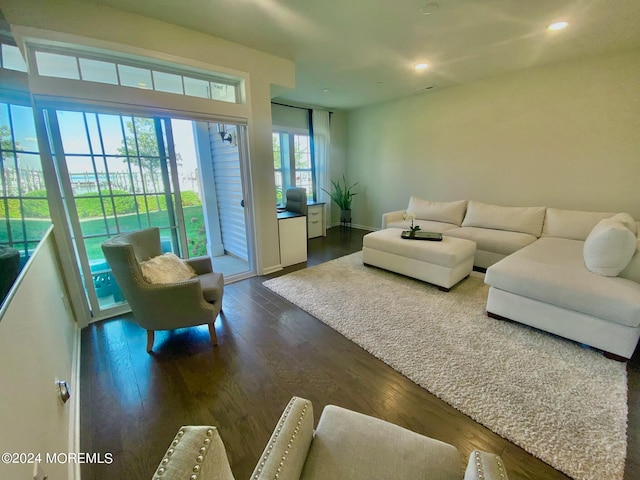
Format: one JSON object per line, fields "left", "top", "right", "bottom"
{"left": 475, "top": 451, "right": 484, "bottom": 480}
{"left": 253, "top": 398, "right": 310, "bottom": 480}
{"left": 154, "top": 427, "right": 213, "bottom": 480}
{"left": 473, "top": 451, "right": 506, "bottom": 480}
{"left": 495, "top": 454, "right": 506, "bottom": 479}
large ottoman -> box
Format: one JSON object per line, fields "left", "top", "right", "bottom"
{"left": 362, "top": 228, "right": 476, "bottom": 291}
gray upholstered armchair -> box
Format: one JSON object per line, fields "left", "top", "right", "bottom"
{"left": 152, "top": 397, "right": 509, "bottom": 480}
{"left": 101, "top": 227, "right": 224, "bottom": 352}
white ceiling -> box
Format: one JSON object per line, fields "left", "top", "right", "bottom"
{"left": 83, "top": 0, "right": 640, "bottom": 110}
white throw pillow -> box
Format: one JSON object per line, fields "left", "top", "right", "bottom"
{"left": 609, "top": 212, "right": 637, "bottom": 236}
{"left": 583, "top": 219, "right": 636, "bottom": 276}
{"left": 406, "top": 197, "right": 467, "bottom": 225}
{"left": 140, "top": 253, "right": 196, "bottom": 284}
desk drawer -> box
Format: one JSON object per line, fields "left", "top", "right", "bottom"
{"left": 308, "top": 218, "right": 323, "bottom": 238}
{"left": 307, "top": 205, "right": 324, "bottom": 238}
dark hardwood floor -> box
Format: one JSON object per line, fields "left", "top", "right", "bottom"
{"left": 80, "top": 227, "right": 640, "bottom": 480}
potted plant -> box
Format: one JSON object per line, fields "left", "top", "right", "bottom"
{"left": 403, "top": 212, "right": 421, "bottom": 236}
{"left": 322, "top": 175, "right": 358, "bottom": 224}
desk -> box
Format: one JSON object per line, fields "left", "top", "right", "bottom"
{"left": 277, "top": 211, "right": 307, "bottom": 267}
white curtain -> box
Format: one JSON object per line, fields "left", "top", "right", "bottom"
{"left": 312, "top": 109, "right": 331, "bottom": 225}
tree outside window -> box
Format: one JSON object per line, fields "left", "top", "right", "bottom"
{"left": 272, "top": 130, "right": 314, "bottom": 205}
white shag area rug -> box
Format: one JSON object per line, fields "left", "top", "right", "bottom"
{"left": 263, "top": 252, "right": 628, "bottom": 480}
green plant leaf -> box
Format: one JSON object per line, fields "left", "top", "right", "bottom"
{"left": 322, "top": 175, "right": 358, "bottom": 210}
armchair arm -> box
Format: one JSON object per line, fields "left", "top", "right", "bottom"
{"left": 152, "top": 426, "right": 235, "bottom": 480}
{"left": 185, "top": 255, "right": 213, "bottom": 275}
{"left": 129, "top": 278, "right": 217, "bottom": 331}
{"left": 382, "top": 210, "right": 406, "bottom": 229}
{"left": 464, "top": 450, "right": 509, "bottom": 480}
{"left": 251, "top": 397, "right": 314, "bottom": 480}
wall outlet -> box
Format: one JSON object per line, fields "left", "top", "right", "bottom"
{"left": 60, "top": 293, "right": 71, "bottom": 314}
{"left": 33, "top": 461, "right": 48, "bottom": 480}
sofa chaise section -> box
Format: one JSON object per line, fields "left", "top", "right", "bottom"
{"left": 485, "top": 237, "right": 640, "bottom": 358}
{"left": 484, "top": 211, "right": 640, "bottom": 359}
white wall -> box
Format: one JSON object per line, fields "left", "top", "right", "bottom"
{"left": 0, "top": 229, "right": 79, "bottom": 480}
{"left": 1, "top": 0, "right": 295, "bottom": 275}
{"left": 347, "top": 50, "right": 640, "bottom": 229}
{"left": 328, "top": 110, "right": 348, "bottom": 225}
{"left": 271, "top": 103, "right": 310, "bottom": 130}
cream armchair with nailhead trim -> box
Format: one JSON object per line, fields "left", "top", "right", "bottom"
{"left": 152, "top": 397, "right": 509, "bottom": 480}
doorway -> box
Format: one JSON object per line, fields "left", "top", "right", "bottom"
{"left": 43, "top": 107, "right": 253, "bottom": 321}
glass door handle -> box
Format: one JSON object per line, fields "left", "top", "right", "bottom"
{"left": 240, "top": 199, "right": 245, "bottom": 208}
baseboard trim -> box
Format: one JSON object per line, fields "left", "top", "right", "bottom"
{"left": 68, "top": 325, "right": 81, "bottom": 480}
{"left": 262, "top": 264, "right": 283, "bottom": 275}
{"left": 326, "top": 223, "right": 377, "bottom": 231}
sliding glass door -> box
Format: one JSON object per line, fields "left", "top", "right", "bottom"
{"left": 43, "top": 106, "right": 253, "bottom": 320}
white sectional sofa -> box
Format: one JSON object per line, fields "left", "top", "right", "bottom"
{"left": 382, "top": 197, "right": 640, "bottom": 359}
{"left": 383, "top": 198, "right": 548, "bottom": 269}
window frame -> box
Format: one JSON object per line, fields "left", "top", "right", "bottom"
{"left": 28, "top": 45, "right": 240, "bottom": 104}
{"left": 0, "top": 95, "right": 50, "bottom": 263}
{"left": 272, "top": 126, "right": 315, "bottom": 206}
{"left": 0, "top": 36, "right": 28, "bottom": 73}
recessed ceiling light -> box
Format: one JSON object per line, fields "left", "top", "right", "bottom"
{"left": 420, "top": 3, "right": 439, "bottom": 15}
{"left": 322, "top": 88, "right": 331, "bottom": 92}
{"left": 414, "top": 62, "right": 429, "bottom": 71}
{"left": 547, "top": 21, "right": 569, "bottom": 31}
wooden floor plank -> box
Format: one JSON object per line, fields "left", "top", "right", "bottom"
{"left": 80, "top": 226, "right": 639, "bottom": 480}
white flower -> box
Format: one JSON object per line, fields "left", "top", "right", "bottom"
{"left": 403, "top": 212, "right": 415, "bottom": 221}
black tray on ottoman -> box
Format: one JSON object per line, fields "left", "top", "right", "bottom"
{"left": 401, "top": 231, "right": 443, "bottom": 241}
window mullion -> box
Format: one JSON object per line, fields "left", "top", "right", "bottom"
{"left": 287, "top": 132, "right": 296, "bottom": 188}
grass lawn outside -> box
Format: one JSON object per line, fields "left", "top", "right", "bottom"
{"left": 3, "top": 205, "right": 206, "bottom": 263}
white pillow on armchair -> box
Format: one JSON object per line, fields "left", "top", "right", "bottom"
{"left": 140, "top": 253, "right": 196, "bottom": 284}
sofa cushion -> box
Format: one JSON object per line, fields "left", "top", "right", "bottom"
{"left": 583, "top": 218, "right": 637, "bottom": 276}
{"left": 445, "top": 227, "right": 537, "bottom": 256}
{"left": 300, "top": 405, "right": 461, "bottom": 480}
{"left": 461, "top": 201, "right": 546, "bottom": 236}
{"left": 485, "top": 237, "right": 640, "bottom": 328}
{"left": 140, "top": 253, "right": 196, "bottom": 284}
{"left": 541, "top": 208, "right": 614, "bottom": 240}
{"left": 620, "top": 240, "right": 640, "bottom": 283}
{"left": 407, "top": 197, "right": 467, "bottom": 226}
{"left": 386, "top": 219, "right": 460, "bottom": 234}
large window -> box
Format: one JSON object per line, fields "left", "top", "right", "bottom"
{"left": 272, "top": 130, "right": 314, "bottom": 205}
{"left": 0, "top": 100, "right": 49, "bottom": 266}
